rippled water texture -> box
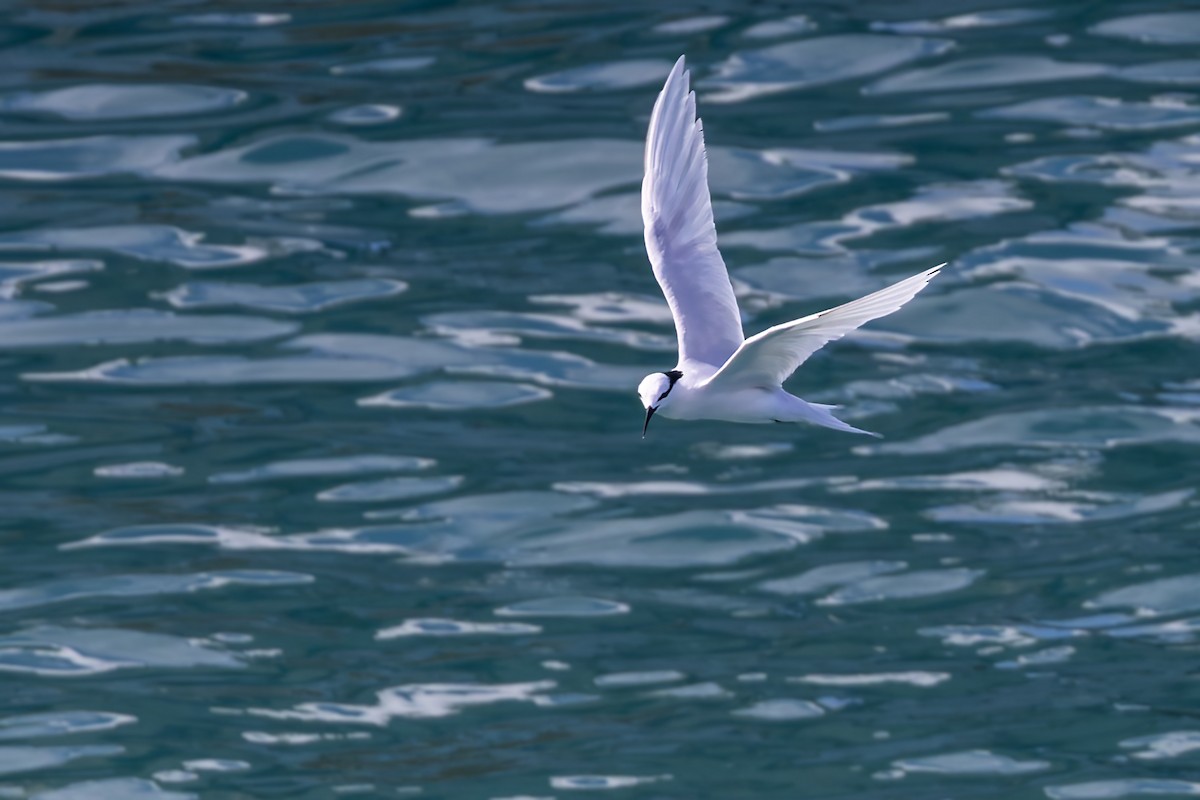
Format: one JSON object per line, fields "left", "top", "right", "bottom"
{"left": 2, "top": 2, "right": 1200, "bottom": 798}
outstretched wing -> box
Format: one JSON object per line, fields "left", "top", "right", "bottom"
{"left": 643, "top": 55, "right": 743, "bottom": 369}
{"left": 703, "top": 264, "right": 944, "bottom": 390}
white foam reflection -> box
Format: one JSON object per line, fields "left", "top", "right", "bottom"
{"left": 648, "top": 682, "right": 732, "bottom": 700}
{"left": 328, "top": 104, "right": 402, "bottom": 125}
{"left": 245, "top": 681, "right": 555, "bottom": 725}
{"left": 742, "top": 15, "right": 814, "bottom": 39}
{"left": 995, "top": 645, "right": 1076, "bottom": 670}
{"left": 892, "top": 750, "right": 1050, "bottom": 776}
{"left": 1121, "top": 731, "right": 1200, "bottom": 761}
{"left": 791, "top": 672, "right": 950, "bottom": 688}
{"left": 594, "top": 670, "right": 683, "bottom": 688}
{"left": 93, "top": 462, "right": 184, "bottom": 479}
{"left": 550, "top": 774, "right": 670, "bottom": 790}
{"left": 0, "top": 259, "right": 102, "bottom": 299}
{"left": 653, "top": 14, "right": 727, "bottom": 34}
{"left": 732, "top": 699, "right": 825, "bottom": 721}
{"left": 376, "top": 618, "right": 540, "bottom": 639}
{"left": 495, "top": 597, "right": 628, "bottom": 618}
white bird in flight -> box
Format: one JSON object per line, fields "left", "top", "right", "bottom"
{"left": 637, "top": 56, "right": 943, "bottom": 438}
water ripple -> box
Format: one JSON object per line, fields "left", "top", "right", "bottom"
{"left": 0, "top": 309, "right": 294, "bottom": 348}
{"left": 94, "top": 461, "right": 184, "bottom": 479}
{"left": 158, "top": 135, "right": 641, "bottom": 214}
{"left": 0, "top": 224, "right": 274, "bottom": 268}
{"left": 0, "top": 259, "right": 101, "bottom": 299}
{"left": 1090, "top": 12, "right": 1200, "bottom": 45}
{"left": 872, "top": 8, "right": 1055, "bottom": 33}
{"left": 732, "top": 699, "right": 826, "bottom": 721}
{"left": 703, "top": 34, "right": 953, "bottom": 103}
{"left": 245, "top": 681, "right": 555, "bottom": 725}
{"left": 0, "top": 136, "right": 194, "bottom": 181}
{"left": 525, "top": 60, "right": 673, "bottom": 93}
{"left": 0, "top": 626, "right": 242, "bottom": 676}
{"left": 209, "top": 455, "right": 432, "bottom": 484}
{"left": 316, "top": 474, "right": 463, "bottom": 503}
{"left": 892, "top": 750, "right": 1050, "bottom": 776}
{"left": 817, "top": 567, "right": 984, "bottom": 605}
{"left": 1121, "top": 731, "right": 1200, "bottom": 761}
{"left": 0, "top": 744, "right": 124, "bottom": 776}
{"left": 866, "top": 56, "right": 1106, "bottom": 95}
{"left": 1046, "top": 779, "right": 1200, "bottom": 800}
{"left": 0, "top": 710, "right": 136, "bottom": 740}
{"left": 0, "top": 570, "right": 310, "bottom": 612}
{"left": 0, "top": 84, "right": 246, "bottom": 121}
{"left": 162, "top": 278, "right": 406, "bottom": 314}
{"left": 375, "top": 619, "right": 541, "bottom": 639}
{"left": 981, "top": 96, "right": 1200, "bottom": 131}
{"left": 359, "top": 381, "right": 552, "bottom": 410}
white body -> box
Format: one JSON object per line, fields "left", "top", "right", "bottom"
{"left": 636, "top": 57, "right": 942, "bottom": 437}
{"left": 660, "top": 367, "right": 856, "bottom": 431}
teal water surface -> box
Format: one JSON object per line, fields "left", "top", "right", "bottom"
{"left": 3, "top": 1, "right": 1200, "bottom": 798}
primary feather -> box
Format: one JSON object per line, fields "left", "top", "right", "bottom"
{"left": 642, "top": 55, "right": 744, "bottom": 369}
{"left": 704, "top": 264, "right": 944, "bottom": 390}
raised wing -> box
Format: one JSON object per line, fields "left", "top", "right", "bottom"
{"left": 703, "top": 264, "right": 943, "bottom": 389}
{"left": 643, "top": 56, "right": 743, "bottom": 369}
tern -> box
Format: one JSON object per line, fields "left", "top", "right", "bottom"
{"left": 637, "top": 56, "right": 943, "bottom": 438}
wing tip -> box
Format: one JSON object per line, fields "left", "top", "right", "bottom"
{"left": 664, "top": 54, "right": 689, "bottom": 95}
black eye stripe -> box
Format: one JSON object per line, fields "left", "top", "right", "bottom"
{"left": 655, "top": 370, "right": 683, "bottom": 403}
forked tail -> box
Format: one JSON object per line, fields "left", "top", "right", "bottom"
{"left": 782, "top": 398, "right": 881, "bottom": 437}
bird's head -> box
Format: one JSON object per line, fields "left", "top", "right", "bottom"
{"left": 637, "top": 369, "right": 682, "bottom": 438}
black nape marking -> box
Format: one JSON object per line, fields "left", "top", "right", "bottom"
{"left": 657, "top": 369, "right": 683, "bottom": 402}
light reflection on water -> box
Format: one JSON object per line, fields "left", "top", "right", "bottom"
{"left": 1, "top": 1, "right": 1199, "bottom": 798}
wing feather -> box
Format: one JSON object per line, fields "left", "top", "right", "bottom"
{"left": 704, "top": 264, "right": 944, "bottom": 389}
{"left": 643, "top": 56, "right": 743, "bottom": 369}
